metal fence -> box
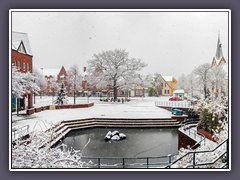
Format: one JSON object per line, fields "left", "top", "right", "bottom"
{"left": 155, "top": 101, "right": 192, "bottom": 108}
{"left": 80, "top": 154, "right": 178, "bottom": 168}
{"left": 12, "top": 125, "right": 29, "bottom": 140}
{"left": 165, "top": 139, "right": 229, "bottom": 169}
{"left": 80, "top": 137, "right": 228, "bottom": 169}
{"left": 181, "top": 125, "right": 206, "bottom": 148}
{"left": 78, "top": 125, "right": 228, "bottom": 169}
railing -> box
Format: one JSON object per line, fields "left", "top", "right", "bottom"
{"left": 80, "top": 154, "right": 178, "bottom": 168}
{"left": 12, "top": 125, "right": 30, "bottom": 140}
{"left": 165, "top": 139, "right": 228, "bottom": 169}
{"left": 155, "top": 101, "right": 192, "bottom": 108}
{"left": 181, "top": 125, "right": 206, "bottom": 148}
{"left": 181, "top": 118, "right": 200, "bottom": 125}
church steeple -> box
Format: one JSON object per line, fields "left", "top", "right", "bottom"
{"left": 215, "top": 32, "right": 224, "bottom": 61}
{"left": 212, "top": 32, "right": 226, "bottom": 67}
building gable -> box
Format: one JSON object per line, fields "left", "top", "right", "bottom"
{"left": 17, "top": 41, "right": 27, "bottom": 54}
{"left": 57, "top": 66, "right": 68, "bottom": 82}
{"left": 12, "top": 31, "right": 33, "bottom": 56}
{"left": 218, "top": 57, "right": 226, "bottom": 66}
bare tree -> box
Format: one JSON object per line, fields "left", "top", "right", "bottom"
{"left": 33, "top": 68, "right": 47, "bottom": 97}
{"left": 185, "top": 72, "right": 196, "bottom": 98}
{"left": 144, "top": 73, "right": 164, "bottom": 97}
{"left": 12, "top": 65, "right": 40, "bottom": 114}
{"left": 88, "top": 49, "right": 147, "bottom": 101}
{"left": 211, "top": 66, "right": 227, "bottom": 98}
{"left": 193, "top": 63, "right": 212, "bottom": 99}
{"left": 177, "top": 74, "right": 186, "bottom": 90}
{"left": 67, "top": 65, "right": 82, "bottom": 104}
{"left": 12, "top": 65, "right": 40, "bottom": 98}
{"left": 12, "top": 65, "right": 28, "bottom": 99}
{"left": 49, "top": 78, "right": 59, "bottom": 96}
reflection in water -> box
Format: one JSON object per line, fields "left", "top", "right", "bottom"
{"left": 58, "top": 127, "right": 178, "bottom": 158}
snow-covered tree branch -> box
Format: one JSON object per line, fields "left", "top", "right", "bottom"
{"left": 88, "top": 49, "right": 147, "bottom": 100}
{"left": 12, "top": 65, "right": 40, "bottom": 98}
{"left": 12, "top": 130, "right": 91, "bottom": 168}
{"left": 193, "top": 63, "right": 212, "bottom": 99}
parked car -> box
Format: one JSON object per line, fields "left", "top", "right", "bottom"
{"left": 169, "top": 96, "right": 182, "bottom": 101}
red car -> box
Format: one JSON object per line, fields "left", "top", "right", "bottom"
{"left": 169, "top": 97, "right": 182, "bottom": 101}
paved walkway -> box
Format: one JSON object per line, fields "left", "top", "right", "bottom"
{"left": 12, "top": 97, "right": 172, "bottom": 132}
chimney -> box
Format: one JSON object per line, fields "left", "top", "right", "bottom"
{"left": 84, "top": 67, "right": 86, "bottom": 72}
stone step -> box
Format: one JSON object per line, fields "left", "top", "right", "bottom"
{"left": 66, "top": 122, "right": 180, "bottom": 128}
{"left": 61, "top": 119, "right": 179, "bottom": 126}
{"left": 46, "top": 118, "right": 181, "bottom": 148}
{"left": 70, "top": 124, "right": 181, "bottom": 129}
{"left": 53, "top": 120, "right": 180, "bottom": 134}
{"left": 53, "top": 121, "right": 180, "bottom": 137}
{"left": 63, "top": 118, "right": 173, "bottom": 124}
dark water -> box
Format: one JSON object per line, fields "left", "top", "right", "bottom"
{"left": 59, "top": 127, "right": 178, "bottom": 158}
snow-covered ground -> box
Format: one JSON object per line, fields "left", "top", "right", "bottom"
{"left": 11, "top": 96, "right": 229, "bottom": 169}
{"left": 12, "top": 96, "right": 172, "bottom": 133}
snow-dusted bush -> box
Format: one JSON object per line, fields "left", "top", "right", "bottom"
{"left": 12, "top": 130, "right": 91, "bottom": 168}
{"left": 194, "top": 96, "right": 228, "bottom": 134}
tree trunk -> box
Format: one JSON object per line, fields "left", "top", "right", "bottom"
{"left": 113, "top": 79, "right": 117, "bottom": 101}
{"left": 204, "top": 84, "right": 207, "bottom": 99}
{"left": 28, "top": 93, "right": 33, "bottom": 109}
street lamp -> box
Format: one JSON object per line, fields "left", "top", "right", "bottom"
{"left": 85, "top": 83, "right": 90, "bottom": 104}
{"left": 40, "top": 67, "right": 44, "bottom": 99}
{"left": 73, "top": 69, "right": 76, "bottom": 104}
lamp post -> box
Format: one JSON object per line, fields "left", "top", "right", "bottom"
{"left": 73, "top": 69, "right": 76, "bottom": 104}
{"left": 85, "top": 83, "right": 89, "bottom": 104}
{"left": 33, "top": 79, "right": 36, "bottom": 104}
{"left": 40, "top": 67, "right": 44, "bottom": 99}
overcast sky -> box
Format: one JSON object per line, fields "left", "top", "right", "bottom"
{"left": 12, "top": 10, "right": 229, "bottom": 78}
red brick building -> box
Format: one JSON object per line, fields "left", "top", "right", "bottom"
{"left": 42, "top": 66, "right": 70, "bottom": 96}
{"left": 12, "top": 31, "right": 33, "bottom": 110}
{"left": 57, "top": 66, "right": 68, "bottom": 84}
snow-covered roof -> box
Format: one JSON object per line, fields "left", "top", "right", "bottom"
{"left": 42, "top": 68, "right": 60, "bottom": 78}
{"left": 174, "top": 89, "right": 184, "bottom": 94}
{"left": 12, "top": 31, "right": 33, "bottom": 56}
{"left": 162, "top": 76, "right": 173, "bottom": 82}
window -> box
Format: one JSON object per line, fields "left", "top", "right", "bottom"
{"left": 12, "top": 61, "right": 16, "bottom": 66}
{"left": 23, "top": 63, "right": 26, "bottom": 71}
{"left": 165, "top": 89, "right": 169, "bottom": 95}
{"left": 17, "top": 61, "right": 21, "bottom": 70}
{"left": 27, "top": 63, "right": 30, "bottom": 72}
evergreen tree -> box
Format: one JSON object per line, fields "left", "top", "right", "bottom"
{"left": 55, "top": 83, "right": 68, "bottom": 105}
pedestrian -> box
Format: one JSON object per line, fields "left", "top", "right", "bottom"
{"left": 122, "top": 98, "right": 124, "bottom": 104}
